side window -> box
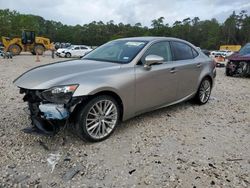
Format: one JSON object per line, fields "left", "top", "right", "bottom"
{"left": 141, "top": 41, "right": 172, "bottom": 64}
{"left": 171, "top": 41, "right": 194, "bottom": 60}
{"left": 192, "top": 48, "right": 199, "bottom": 58}
{"left": 74, "top": 47, "right": 80, "bottom": 50}
{"left": 81, "top": 47, "right": 88, "bottom": 50}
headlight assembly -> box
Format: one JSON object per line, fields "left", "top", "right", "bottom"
{"left": 41, "top": 84, "right": 78, "bottom": 104}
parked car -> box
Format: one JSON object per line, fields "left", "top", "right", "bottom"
{"left": 56, "top": 45, "right": 73, "bottom": 57}
{"left": 210, "top": 51, "right": 223, "bottom": 57}
{"left": 220, "top": 50, "right": 234, "bottom": 57}
{"left": 226, "top": 43, "right": 250, "bottom": 77}
{"left": 210, "top": 50, "right": 233, "bottom": 58}
{"left": 54, "top": 42, "right": 72, "bottom": 50}
{"left": 14, "top": 37, "right": 216, "bottom": 142}
{"left": 59, "top": 45, "right": 92, "bottom": 58}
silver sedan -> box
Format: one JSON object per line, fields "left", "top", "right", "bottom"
{"left": 14, "top": 37, "right": 216, "bottom": 142}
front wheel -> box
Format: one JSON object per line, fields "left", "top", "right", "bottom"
{"left": 195, "top": 78, "right": 212, "bottom": 105}
{"left": 75, "top": 95, "right": 120, "bottom": 142}
{"left": 65, "top": 52, "right": 71, "bottom": 58}
{"left": 225, "top": 67, "right": 233, "bottom": 76}
{"left": 8, "top": 44, "right": 21, "bottom": 55}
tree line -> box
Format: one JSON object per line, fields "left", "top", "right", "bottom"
{"left": 0, "top": 9, "right": 250, "bottom": 50}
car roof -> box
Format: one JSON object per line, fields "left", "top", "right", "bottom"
{"left": 73, "top": 45, "right": 89, "bottom": 47}
{"left": 116, "top": 36, "right": 186, "bottom": 42}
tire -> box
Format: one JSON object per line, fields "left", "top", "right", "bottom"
{"left": 65, "top": 52, "right": 71, "bottom": 58}
{"left": 34, "top": 45, "right": 45, "bottom": 55}
{"left": 8, "top": 44, "right": 21, "bottom": 55}
{"left": 238, "top": 62, "right": 248, "bottom": 77}
{"left": 195, "top": 78, "right": 212, "bottom": 105}
{"left": 75, "top": 95, "right": 120, "bottom": 142}
{"left": 225, "top": 67, "right": 233, "bottom": 76}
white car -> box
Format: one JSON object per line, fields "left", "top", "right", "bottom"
{"left": 60, "top": 45, "right": 92, "bottom": 58}
{"left": 220, "top": 50, "right": 234, "bottom": 57}
{"left": 210, "top": 51, "right": 223, "bottom": 57}
{"left": 56, "top": 46, "right": 73, "bottom": 57}
{"left": 210, "top": 50, "right": 233, "bottom": 58}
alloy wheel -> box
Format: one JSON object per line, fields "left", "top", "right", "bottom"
{"left": 85, "top": 100, "right": 118, "bottom": 139}
{"left": 199, "top": 79, "right": 211, "bottom": 103}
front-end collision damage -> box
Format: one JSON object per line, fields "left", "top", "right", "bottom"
{"left": 226, "top": 61, "right": 250, "bottom": 77}
{"left": 39, "top": 104, "right": 69, "bottom": 120}
{"left": 19, "top": 88, "right": 82, "bottom": 135}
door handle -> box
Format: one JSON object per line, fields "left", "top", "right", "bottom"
{"left": 170, "top": 67, "right": 177, "bottom": 73}
{"left": 197, "top": 63, "right": 202, "bottom": 68}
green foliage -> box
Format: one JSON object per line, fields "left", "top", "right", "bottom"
{"left": 0, "top": 9, "right": 249, "bottom": 49}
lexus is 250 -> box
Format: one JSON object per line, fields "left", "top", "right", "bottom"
{"left": 14, "top": 37, "right": 216, "bottom": 142}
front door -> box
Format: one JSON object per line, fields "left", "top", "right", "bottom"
{"left": 73, "top": 46, "right": 81, "bottom": 56}
{"left": 135, "top": 41, "right": 178, "bottom": 114}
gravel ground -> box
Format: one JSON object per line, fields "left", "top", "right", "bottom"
{"left": 0, "top": 53, "right": 249, "bottom": 188}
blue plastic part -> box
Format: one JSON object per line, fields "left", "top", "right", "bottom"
{"left": 39, "top": 104, "right": 69, "bottom": 120}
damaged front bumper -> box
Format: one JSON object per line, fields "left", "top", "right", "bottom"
{"left": 20, "top": 88, "right": 82, "bottom": 135}
{"left": 226, "top": 61, "right": 250, "bottom": 76}
{"left": 39, "top": 103, "right": 69, "bottom": 120}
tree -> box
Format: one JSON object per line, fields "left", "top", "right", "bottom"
{"left": 151, "top": 17, "right": 165, "bottom": 29}
{"left": 0, "top": 9, "right": 250, "bottom": 49}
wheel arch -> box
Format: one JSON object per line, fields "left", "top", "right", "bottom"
{"left": 65, "top": 52, "right": 71, "bottom": 57}
{"left": 203, "top": 75, "right": 213, "bottom": 86}
{"left": 92, "top": 90, "right": 124, "bottom": 120}
{"left": 8, "top": 43, "right": 23, "bottom": 53}
{"left": 73, "top": 90, "right": 124, "bottom": 121}
{"left": 198, "top": 73, "right": 214, "bottom": 89}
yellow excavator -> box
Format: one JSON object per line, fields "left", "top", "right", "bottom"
{"left": 1, "top": 30, "right": 53, "bottom": 55}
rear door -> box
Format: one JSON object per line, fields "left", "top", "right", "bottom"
{"left": 170, "top": 41, "right": 202, "bottom": 100}
{"left": 135, "top": 41, "right": 178, "bottom": 114}
{"left": 80, "top": 46, "right": 89, "bottom": 56}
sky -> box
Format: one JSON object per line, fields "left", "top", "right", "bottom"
{"left": 0, "top": 0, "right": 250, "bottom": 26}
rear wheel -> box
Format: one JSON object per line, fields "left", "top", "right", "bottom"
{"left": 75, "top": 95, "right": 120, "bottom": 142}
{"left": 34, "top": 45, "right": 45, "bottom": 55}
{"left": 195, "top": 78, "right": 212, "bottom": 105}
{"left": 8, "top": 44, "right": 21, "bottom": 55}
{"left": 225, "top": 67, "right": 233, "bottom": 76}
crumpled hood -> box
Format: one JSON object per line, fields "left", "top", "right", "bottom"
{"left": 14, "top": 59, "right": 120, "bottom": 89}
{"left": 228, "top": 52, "right": 250, "bottom": 61}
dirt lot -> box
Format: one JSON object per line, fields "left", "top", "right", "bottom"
{"left": 0, "top": 53, "right": 249, "bottom": 188}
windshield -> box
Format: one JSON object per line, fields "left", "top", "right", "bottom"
{"left": 83, "top": 40, "right": 148, "bottom": 64}
{"left": 239, "top": 43, "right": 250, "bottom": 55}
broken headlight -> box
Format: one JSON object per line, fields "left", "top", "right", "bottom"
{"left": 41, "top": 85, "right": 78, "bottom": 104}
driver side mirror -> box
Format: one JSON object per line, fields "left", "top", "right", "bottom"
{"left": 144, "top": 55, "right": 164, "bottom": 70}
